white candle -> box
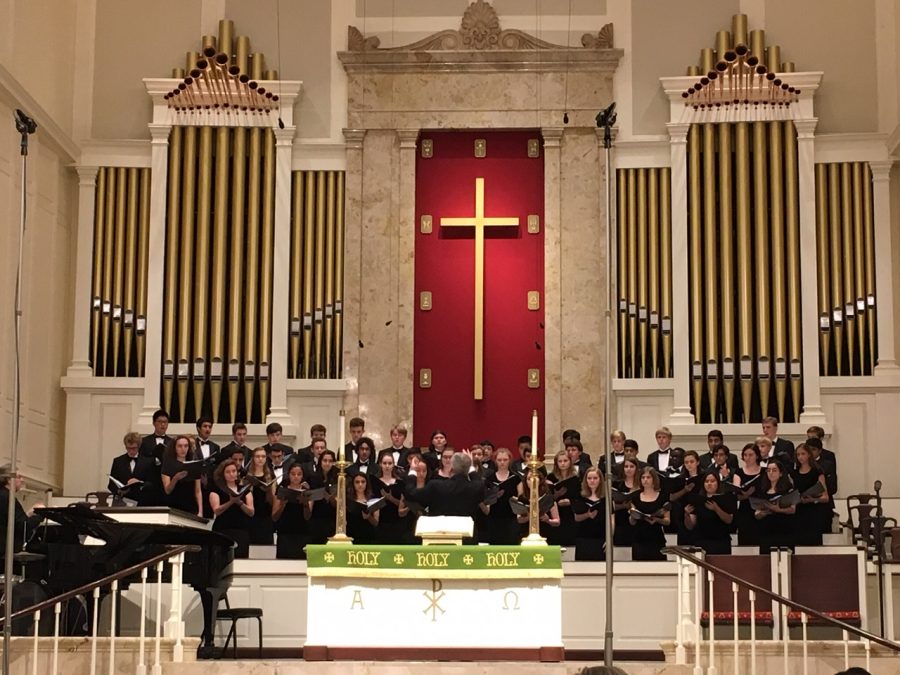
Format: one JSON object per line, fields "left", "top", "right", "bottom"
{"left": 338, "top": 410, "right": 346, "bottom": 462}
{"left": 531, "top": 409, "right": 538, "bottom": 462}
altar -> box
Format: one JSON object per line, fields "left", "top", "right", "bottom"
{"left": 303, "top": 545, "right": 564, "bottom": 661}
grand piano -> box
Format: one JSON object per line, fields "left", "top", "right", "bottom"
{"left": 29, "top": 504, "right": 234, "bottom": 658}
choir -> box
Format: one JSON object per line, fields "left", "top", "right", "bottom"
{"left": 106, "top": 412, "right": 839, "bottom": 560}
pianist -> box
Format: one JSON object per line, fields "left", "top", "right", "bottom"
{"left": 0, "top": 465, "right": 43, "bottom": 557}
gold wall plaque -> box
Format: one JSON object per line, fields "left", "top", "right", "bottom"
{"left": 420, "top": 214, "right": 433, "bottom": 234}
{"left": 527, "top": 214, "right": 540, "bottom": 234}
{"left": 474, "top": 138, "right": 487, "bottom": 158}
{"left": 421, "top": 139, "right": 433, "bottom": 158}
{"left": 420, "top": 291, "right": 433, "bottom": 311}
{"left": 527, "top": 138, "right": 540, "bottom": 158}
{"left": 419, "top": 368, "right": 432, "bottom": 388}
{"left": 527, "top": 368, "right": 540, "bottom": 388}
{"left": 527, "top": 291, "right": 540, "bottom": 311}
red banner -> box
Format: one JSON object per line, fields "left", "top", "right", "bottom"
{"left": 414, "top": 131, "right": 544, "bottom": 453}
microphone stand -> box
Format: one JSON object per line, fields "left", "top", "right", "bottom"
{"left": 596, "top": 101, "right": 617, "bottom": 669}
{"left": 4, "top": 109, "right": 36, "bottom": 675}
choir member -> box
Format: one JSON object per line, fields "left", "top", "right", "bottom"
{"left": 309, "top": 450, "right": 338, "bottom": 544}
{"left": 161, "top": 435, "right": 203, "bottom": 517}
{"left": 406, "top": 452, "right": 485, "bottom": 524}
{"left": 805, "top": 434, "right": 837, "bottom": 501}
{"left": 268, "top": 445, "right": 291, "bottom": 484}
{"left": 612, "top": 457, "right": 640, "bottom": 547}
{"left": 0, "top": 466, "right": 43, "bottom": 556}
{"left": 435, "top": 447, "right": 454, "bottom": 480}
{"left": 470, "top": 445, "right": 486, "bottom": 478}
{"left": 547, "top": 450, "right": 578, "bottom": 546}
{"left": 599, "top": 429, "right": 627, "bottom": 477}
{"left": 683, "top": 472, "right": 736, "bottom": 555}
{"left": 482, "top": 448, "right": 521, "bottom": 545}
{"left": 421, "top": 430, "right": 448, "bottom": 472}
{"left": 516, "top": 467, "right": 560, "bottom": 538}
{"left": 699, "top": 429, "right": 739, "bottom": 471}
{"left": 623, "top": 439, "right": 645, "bottom": 469}
{"left": 386, "top": 423, "right": 412, "bottom": 467}
{"left": 262, "top": 422, "right": 293, "bottom": 456}
{"left": 669, "top": 449, "right": 703, "bottom": 545}
{"left": 755, "top": 436, "right": 774, "bottom": 467}
{"left": 709, "top": 445, "right": 735, "bottom": 484}
{"left": 220, "top": 423, "right": 251, "bottom": 465}
{"left": 733, "top": 443, "right": 764, "bottom": 546}
{"left": 296, "top": 424, "right": 327, "bottom": 463}
{"left": 755, "top": 460, "right": 797, "bottom": 553}
{"left": 139, "top": 409, "right": 173, "bottom": 464}
{"left": 347, "top": 473, "right": 379, "bottom": 544}
{"left": 108, "top": 431, "right": 160, "bottom": 505}
{"left": 348, "top": 436, "right": 377, "bottom": 476}
{"left": 370, "top": 451, "right": 411, "bottom": 544}
{"left": 628, "top": 467, "right": 670, "bottom": 561}
{"left": 761, "top": 416, "right": 795, "bottom": 464}
{"left": 791, "top": 443, "right": 829, "bottom": 546}
{"left": 209, "top": 459, "right": 254, "bottom": 558}
{"left": 565, "top": 439, "right": 592, "bottom": 475}
{"left": 271, "top": 463, "right": 312, "bottom": 559}
{"left": 646, "top": 427, "right": 677, "bottom": 473}
{"left": 244, "top": 447, "right": 276, "bottom": 546}
{"left": 479, "top": 440, "right": 497, "bottom": 474}
{"left": 345, "top": 417, "right": 365, "bottom": 461}
{"left": 572, "top": 468, "right": 610, "bottom": 561}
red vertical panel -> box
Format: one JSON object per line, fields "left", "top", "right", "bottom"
{"left": 414, "top": 131, "right": 544, "bottom": 453}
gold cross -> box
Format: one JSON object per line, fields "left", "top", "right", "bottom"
{"left": 440, "top": 178, "right": 519, "bottom": 399}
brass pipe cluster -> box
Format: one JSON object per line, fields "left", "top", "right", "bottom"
{"left": 686, "top": 120, "right": 802, "bottom": 423}
{"left": 161, "top": 126, "right": 277, "bottom": 423}
{"left": 90, "top": 167, "right": 151, "bottom": 377}
{"left": 615, "top": 168, "right": 673, "bottom": 378}
{"left": 289, "top": 170, "right": 346, "bottom": 379}
{"left": 815, "top": 162, "right": 877, "bottom": 375}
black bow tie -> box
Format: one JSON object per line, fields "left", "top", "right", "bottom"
{"left": 658, "top": 450, "right": 669, "bottom": 454}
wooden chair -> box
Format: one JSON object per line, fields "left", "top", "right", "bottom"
{"left": 701, "top": 553, "right": 776, "bottom": 628}
{"left": 216, "top": 594, "right": 263, "bottom": 658}
{"left": 784, "top": 547, "right": 866, "bottom": 628}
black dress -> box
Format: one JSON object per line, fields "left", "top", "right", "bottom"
{"left": 347, "top": 500, "right": 379, "bottom": 544}
{"left": 791, "top": 467, "right": 825, "bottom": 546}
{"left": 573, "top": 496, "right": 607, "bottom": 561}
{"left": 246, "top": 478, "right": 275, "bottom": 545}
{"left": 308, "top": 474, "right": 337, "bottom": 545}
{"left": 630, "top": 493, "right": 668, "bottom": 561}
{"left": 369, "top": 476, "right": 410, "bottom": 544}
{"left": 275, "top": 500, "right": 309, "bottom": 559}
{"left": 612, "top": 480, "right": 638, "bottom": 547}
{"left": 161, "top": 458, "right": 200, "bottom": 515}
{"left": 757, "top": 490, "right": 797, "bottom": 554}
{"left": 211, "top": 486, "right": 251, "bottom": 558}
{"left": 484, "top": 472, "right": 521, "bottom": 545}
{"left": 675, "top": 473, "right": 704, "bottom": 546}
{"left": 547, "top": 474, "right": 579, "bottom": 547}
{"left": 690, "top": 493, "right": 737, "bottom": 555}
{"left": 733, "top": 468, "right": 763, "bottom": 546}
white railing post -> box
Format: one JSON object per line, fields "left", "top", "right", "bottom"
{"left": 782, "top": 597, "right": 789, "bottom": 674}
{"left": 152, "top": 561, "right": 163, "bottom": 675}
{"left": 677, "top": 556, "right": 695, "bottom": 664}
{"left": 90, "top": 586, "right": 100, "bottom": 675}
{"left": 865, "top": 638, "right": 871, "bottom": 672}
{"left": 842, "top": 629, "right": 849, "bottom": 670}
{"left": 31, "top": 609, "right": 40, "bottom": 675}
{"left": 883, "top": 563, "right": 895, "bottom": 640}
{"left": 52, "top": 602, "right": 60, "bottom": 675}
{"left": 137, "top": 567, "right": 148, "bottom": 675}
{"left": 732, "top": 582, "right": 739, "bottom": 675}
{"left": 749, "top": 590, "right": 756, "bottom": 675}
{"left": 173, "top": 552, "right": 184, "bottom": 662}
{"left": 694, "top": 562, "right": 703, "bottom": 675}
{"left": 801, "top": 612, "right": 808, "bottom": 675}
{"left": 675, "top": 556, "right": 685, "bottom": 663}
{"left": 708, "top": 571, "right": 717, "bottom": 675}
{"left": 108, "top": 579, "right": 118, "bottom": 675}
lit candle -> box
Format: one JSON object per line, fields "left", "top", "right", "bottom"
{"left": 531, "top": 409, "right": 538, "bottom": 462}
{"left": 338, "top": 410, "right": 346, "bottom": 462}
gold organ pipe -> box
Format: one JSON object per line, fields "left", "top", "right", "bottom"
{"left": 636, "top": 168, "right": 648, "bottom": 377}
{"left": 228, "top": 128, "right": 247, "bottom": 421}
{"left": 718, "top": 124, "right": 736, "bottom": 422}
{"left": 259, "top": 130, "right": 276, "bottom": 415}
{"left": 766, "top": 45, "right": 781, "bottom": 72}
{"left": 616, "top": 170, "right": 628, "bottom": 377}
{"left": 702, "top": 123, "right": 719, "bottom": 421}
{"left": 750, "top": 30, "right": 765, "bottom": 61}
{"left": 323, "top": 171, "right": 337, "bottom": 378}
{"left": 243, "top": 126, "right": 263, "bottom": 422}
{"left": 783, "top": 122, "right": 802, "bottom": 415}
{"left": 827, "top": 164, "right": 844, "bottom": 374}
{"left": 163, "top": 127, "right": 183, "bottom": 413}
{"left": 301, "top": 172, "right": 316, "bottom": 377}
{"left": 193, "top": 126, "right": 214, "bottom": 416}
{"left": 334, "top": 172, "right": 346, "bottom": 377}
{"left": 752, "top": 121, "right": 771, "bottom": 417}
{"left": 122, "top": 168, "right": 139, "bottom": 377}
{"left": 700, "top": 48, "right": 714, "bottom": 74}
{"left": 840, "top": 163, "right": 856, "bottom": 374}
{"left": 218, "top": 20, "right": 234, "bottom": 61}
{"left": 852, "top": 163, "right": 867, "bottom": 373}
{"left": 660, "top": 167, "right": 672, "bottom": 378}
{"left": 91, "top": 169, "right": 107, "bottom": 373}
{"left": 201, "top": 36, "right": 216, "bottom": 52}
{"left": 815, "top": 165, "right": 831, "bottom": 374}
{"left": 626, "top": 169, "right": 638, "bottom": 378}
{"left": 290, "top": 173, "right": 304, "bottom": 377}
{"left": 177, "top": 127, "right": 198, "bottom": 421}
{"left": 648, "top": 169, "right": 660, "bottom": 377}
{"left": 863, "top": 164, "right": 877, "bottom": 367}
{"left": 715, "top": 31, "right": 731, "bottom": 60}
{"left": 313, "top": 171, "right": 327, "bottom": 377}
{"left": 251, "top": 53, "right": 265, "bottom": 80}
{"left": 235, "top": 36, "right": 250, "bottom": 74}
{"left": 688, "top": 125, "right": 704, "bottom": 419}
{"left": 768, "top": 121, "right": 787, "bottom": 421}
{"left": 735, "top": 122, "right": 753, "bottom": 419}
{"left": 136, "top": 168, "right": 151, "bottom": 376}
{"left": 101, "top": 167, "right": 117, "bottom": 377}
{"left": 732, "top": 14, "right": 748, "bottom": 47}
{"left": 112, "top": 167, "right": 128, "bottom": 374}
{"left": 209, "top": 128, "right": 231, "bottom": 421}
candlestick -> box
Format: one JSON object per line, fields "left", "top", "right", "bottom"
{"left": 521, "top": 409, "right": 547, "bottom": 547}
{"left": 338, "top": 409, "right": 346, "bottom": 462}
{"left": 531, "top": 408, "right": 538, "bottom": 460}
{"left": 326, "top": 455, "right": 353, "bottom": 545}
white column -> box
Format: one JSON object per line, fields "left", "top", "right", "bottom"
{"left": 795, "top": 118, "right": 827, "bottom": 424}
{"left": 870, "top": 161, "right": 898, "bottom": 371}
{"left": 542, "top": 127, "right": 563, "bottom": 454}
{"left": 266, "top": 126, "right": 298, "bottom": 430}
{"left": 137, "top": 124, "right": 172, "bottom": 427}
{"left": 666, "top": 122, "right": 694, "bottom": 424}
{"left": 396, "top": 130, "right": 418, "bottom": 426}
{"left": 66, "top": 166, "right": 99, "bottom": 376}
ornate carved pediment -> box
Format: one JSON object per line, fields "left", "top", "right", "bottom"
{"left": 347, "top": 0, "right": 614, "bottom": 52}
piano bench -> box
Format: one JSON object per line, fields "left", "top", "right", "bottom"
{"left": 217, "top": 598, "right": 263, "bottom": 658}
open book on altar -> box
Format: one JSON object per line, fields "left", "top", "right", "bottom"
{"left": 414, "top": 515, "right": 474, "bottom": 538}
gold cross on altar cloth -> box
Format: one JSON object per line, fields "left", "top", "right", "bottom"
{"left": 440, "top": 177, "right": 519, "bottom": 400}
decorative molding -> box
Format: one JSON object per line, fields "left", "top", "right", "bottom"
{"left": 347, "top": 1, "right": 613, "bottom": 53}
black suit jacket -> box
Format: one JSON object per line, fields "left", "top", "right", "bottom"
{"left": 108, "top": 454, "right": 160, "bottom": 505}
{"left": 598, "top": 453, "right": 627, "bottom": 477}
{"left": 219, "top": 442, "right": 250, "bottom": 466}
{"left": 646, "top": 450, "right": 681, "bottom": 473}
{"left": 817, "top": 448, "right": 838, "bottom": 496}
{"left": 263, "top": 442, "right": 294, "bottom": 456}
{"left": 772, "top": 437, "right": 795, "bottom": 464}
{"left": 195, "top": 438, "right": 221, "bottom": 460}
{"left": 348, "top": 456, "right": 378, "bottom": 477}
{"left": 405, "top": 473, "right": 486, "bottom": 518}
{"left": 139, "top": 434, "right": 172, "bottom": 463}
{"left": 699, "top": 451, "right": 739, "bottom": 472}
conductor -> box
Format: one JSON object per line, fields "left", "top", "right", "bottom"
{"left": 406, "top": 451, "right": 485, "bottom": 518}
